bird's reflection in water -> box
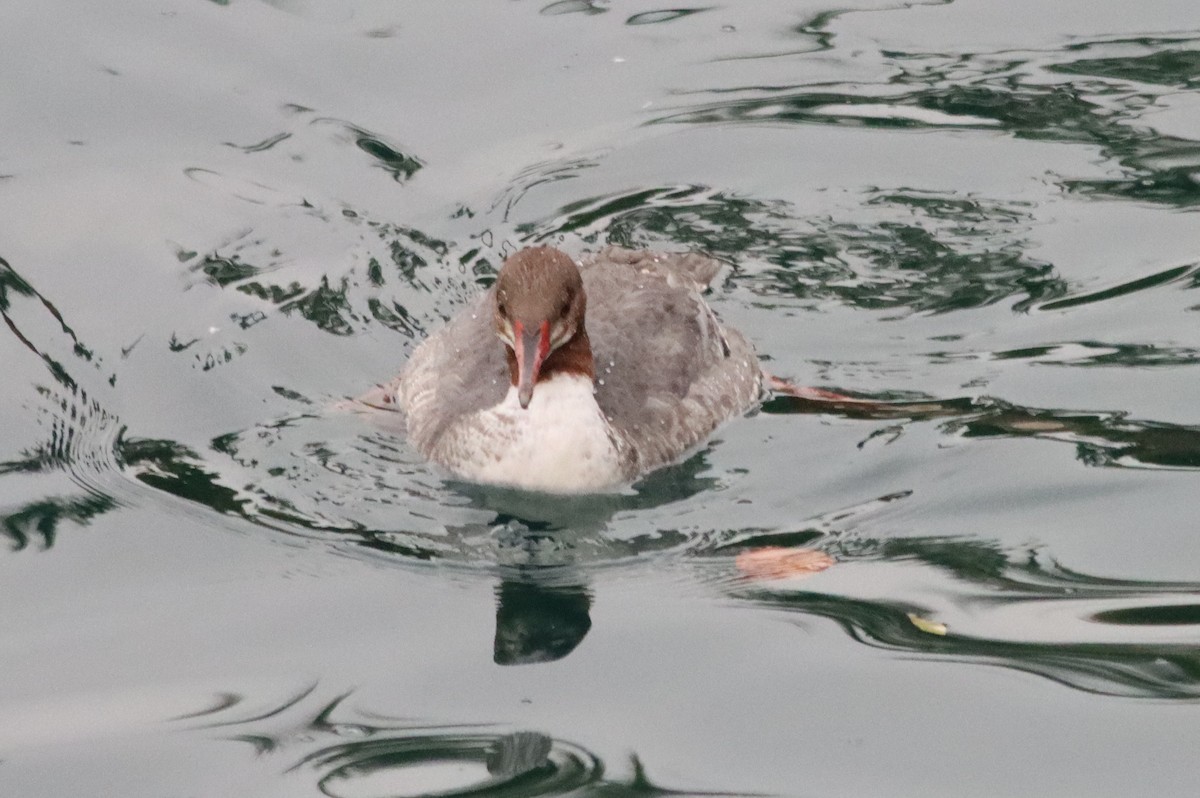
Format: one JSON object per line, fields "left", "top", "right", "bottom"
{"left": 455, "top": 473, "right": 713, "bottom": 667}
{"left": 493, "top": 570, "right": 593, "bottom": 665}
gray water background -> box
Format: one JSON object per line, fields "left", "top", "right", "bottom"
{"left": 3, "top": 1, "right": 1200, "bottom": 795}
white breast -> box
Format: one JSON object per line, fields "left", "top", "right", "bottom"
{"left": 432, "top": 374, "right": 625, "bottom": 493}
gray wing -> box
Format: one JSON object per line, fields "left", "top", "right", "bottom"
{"left": 396, "top": 291, "right": 509, "bottom": 455}
{"left": 581, "top": 247, "right": 762, "bottom": 474}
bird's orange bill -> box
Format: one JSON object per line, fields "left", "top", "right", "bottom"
{"left": 513, "top": 319, "right": 551, "bottom": 409}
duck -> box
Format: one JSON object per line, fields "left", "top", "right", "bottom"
{"left": 377, "top": 245, "right": 763, "bottom": 493}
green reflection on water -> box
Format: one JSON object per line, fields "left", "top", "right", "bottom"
{"left": 652, "top": 29, "right": 1200, "bottom": 208}
{"left": 526, "top": 186, "right": 1065, "bottom": 315}
{"left": 722, "top": 533, "right": 1200, "bottom": 700}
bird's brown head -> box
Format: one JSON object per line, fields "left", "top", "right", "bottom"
{"left": 494, "top": 246, "right": 589, "bottom": 408}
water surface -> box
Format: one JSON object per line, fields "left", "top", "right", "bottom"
{"left": 3, "top": 1, "right": 1200, "bottom": 796}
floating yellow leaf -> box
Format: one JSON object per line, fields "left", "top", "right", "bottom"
{"left": 907, "top": 613, "right": 947, "bottom": 635}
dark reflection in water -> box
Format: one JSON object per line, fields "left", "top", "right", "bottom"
{"left": 1, "top": 493, "right": 114, "bottom": 551}
{"left": 1044, "top": 38, "right": 1200, "bottom": 206}
{"left": 183, "top": 225, "right": 450, "bottom": 340}
{"left": 523, "top": 185, "right": 1067, "bottom": 315}
{"left": 743, "top": 586, "right": 1200, "bottom": 700}
{"left": 649, "top": 26, "right": 1200, "bottom": 208}
{"left": 979, "top": 339, "right": 1200, "bottom": 368}
{"left": 177, "top": 221, "right": 480, "bottom": 347}
{"left": 493, "top": 573, "right": 593, "bottom": 665}
{"left": 765, "top": 390, "right": 1200, "bottom": 470}
{"left": 192, "top": 252, "right": 268, "bottom": 289}
{"left": 120, "top": 437, "right": 248, "bottom": 516}
{"left": 1049, "top": 43, "right": 1200, "bottom": 88}
{"left": 181, "top": 688, "right": 758, "bottom": 797}
{"left": 2, "top": 254, "right": 103, "bottom": 388}
{"left": 626, "top": 8, "right": 712, "bottom": 26}
{"left": 541, "top": 0, "right": 607, "bottom": 17}
{"left": 711, "top": 530, "right": 1200, "bottom": 700}
{"left": 1092, "top": 603, "right": 1200, "bottom": 626}
{"left": 1037, "top": 262, "right": 1199, "bottom": 312}
{"left": 299, "top": 116, "right": 426, "bottom": 184}
{"left": 1, "top": 254, "right": 124, "bottom": 550}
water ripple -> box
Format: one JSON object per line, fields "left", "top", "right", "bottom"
{"left": 1038, "top": 261, "right": 1200, "bottom": 311}
{"left": 524, "top": 185, "right": 1065, "bottom": 315}
{"left": 764, "top": 391, "right": 1200, "bottom": 470}
{"left": 175, "top": 219, "right": 471, "bottom": 346}
{"left": 540, "top": 0, "right": 607, "bottom": 17}
{"left": 761, "top": 589, "right": 1200, "bottom": 699}
{"left": 721, "top": 537, "right": 1200, "bottom": 699}
{"left": 118, "top": 413, "right": 720, "bottom": 568}
{"left": 178, "top": 687, "right": 759, "bottom": 797}
{"left": 934, "top": 340, "right": 1200, "bottom": 368}
{"left": 1, "top": 255, "right": 128, "bottom": 550}
{"left": 651, "top": 29, "right": 1200, "bottom": 207}
{"left": 304, "top": 731, "right": 601, "bottom": 798}
{"left": 626, "top": 8, "right": 712, "bottom": 26}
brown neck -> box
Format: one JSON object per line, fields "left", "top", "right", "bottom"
{"left": 545, "top": 328, "right": 596, "bottom": 382}
{"left": 505, "top": 328, "right": 596, "bottom": 387}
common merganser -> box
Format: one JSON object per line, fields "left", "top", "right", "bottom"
{"left": 386, "top": 245, "right": 762, "bottom": 493}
